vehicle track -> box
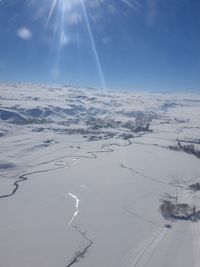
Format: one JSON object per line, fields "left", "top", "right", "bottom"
{"left": 120, "top": 163, "right": 184, "bottom": 188}
{"left": 133, "top": 228, "right": 167, "bottom": 267}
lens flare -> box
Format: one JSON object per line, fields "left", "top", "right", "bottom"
{"left": 42, "top": 0, "right": 107, "bottom": 91}
{"left": 80, "top": 0, "right": 107, "bottom": 92}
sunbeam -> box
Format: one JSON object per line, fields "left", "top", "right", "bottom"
{"left": 42, "top": 0, "right": 107, "bottom": 91}
{"left": 43, "top": 0, "right": 72, "bottom": 77}
{"left": 81, "top": 0, "right": 107, "bottom": 92}
{"left": 45, "top": 0, "right": 57, "bottom": 29}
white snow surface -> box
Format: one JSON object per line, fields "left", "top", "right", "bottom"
{"left": 0, "top": 82, "right": 200, "bottom": 267}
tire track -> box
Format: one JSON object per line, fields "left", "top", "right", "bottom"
{"left": 124, "top": 203, "right": 163, "bottom": 228}
{"left": 120, "top": 163, "right": 184, "bottom": 188}
{"left": 123, "top": 195, "right": 168, "bottom": 267}
{"left": 133, "top": 228, "right": 167, "bottom": 267}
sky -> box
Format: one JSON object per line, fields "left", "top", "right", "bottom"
{"left": 0, "top": 0, "right": 200, "bottom": 91}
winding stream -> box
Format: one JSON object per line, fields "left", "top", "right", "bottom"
{"left": 1, "top": 136, "right": 189, "bottom": 267}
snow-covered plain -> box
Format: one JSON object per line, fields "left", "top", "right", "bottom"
{"left": 0, "top": 83, "right": 200, "bottom": 267}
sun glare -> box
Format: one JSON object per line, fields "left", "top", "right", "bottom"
{"left": 44, "top": 0, "right": 107, "bottom": 92}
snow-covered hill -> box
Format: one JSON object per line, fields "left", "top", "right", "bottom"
{"left": 0, "top": 83, "right": 200, "bottom": 267}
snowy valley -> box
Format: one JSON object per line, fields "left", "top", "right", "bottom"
{"left": 0, "top": 83, "right": 200, "bottom": 267}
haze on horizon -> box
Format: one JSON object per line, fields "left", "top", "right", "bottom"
{"left": 0, "top": 0, "right": 200, "bottom": 92}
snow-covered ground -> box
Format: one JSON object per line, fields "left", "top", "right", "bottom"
{"left": 0, "top": 83, "right": 200, "bottom": 267}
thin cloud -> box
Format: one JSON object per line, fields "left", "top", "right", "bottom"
{"left": 17, "top": 27, "right": 32, "bottom": 40}
{"left": 121, "top": 0, "right": 141, "bottom": 12}
{"left": 66, "top": 12, "right": 82, "bottom": 25}
{"left": 86, "top": 0, "right": 104, "bottom": 9}
{"left": 146, "top": 0, "right": 162, "bottom": 25}
{"left": 51, "top": 67, "right": 60, "bottom": 78}
{"left": 60, "top": 31, "right": 70, "bottom": 46}
{"left": 102, "top": 35, "right": 112, "bottom": 45}
{"left": 107, "top": 4, "right": 116, "bottom": 14}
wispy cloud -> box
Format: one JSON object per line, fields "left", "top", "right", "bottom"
{"left": 121, "top": 0, "right": 141, "bottom": 12}
{"left": 51, "top": 67, "right": 60, "bottom": 78}
{"left": 146, "top": 0, "right": 162, "bottom": 25}
{"left": 107, "top": 4, "right": 117, "bottom": 15}
{"left": 102, "top": 35, "right": 112, "bottom": 45}
{"left": 86, "top": 0, "right": 103, "bottom": 9}
{"left": 66, "top": 12, "right": 82, "bottom": 25}
{"left": 60, "top": 31, "right": 70, "bottom": 46}
{"left": 17, "top": 27, "right": 32, "bottom": 40}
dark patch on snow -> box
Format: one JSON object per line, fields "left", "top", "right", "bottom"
{"left": 0, "top": 160, "right": 16, "bottom": 170}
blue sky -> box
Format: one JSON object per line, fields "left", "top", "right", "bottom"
{"left": 0, "top": 0, "right": 200, "bottom": 91}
